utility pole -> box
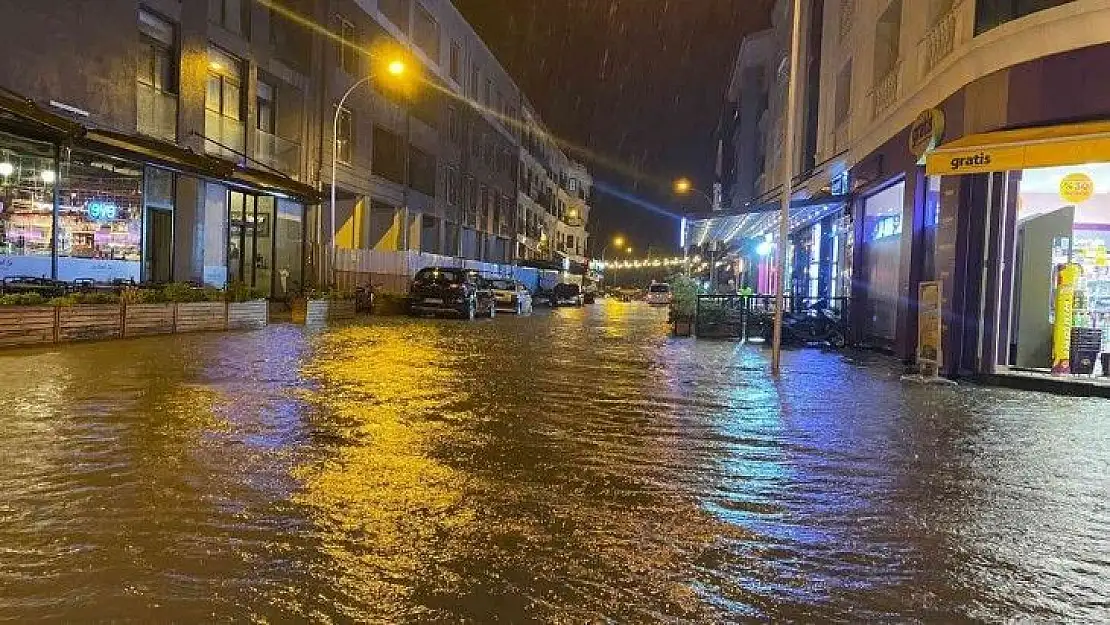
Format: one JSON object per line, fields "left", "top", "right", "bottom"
{"left": 772, "top": 0, "right": 803, "bottom": 376}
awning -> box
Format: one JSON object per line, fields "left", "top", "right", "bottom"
{"left": 926, "top": 120, "right": 1110, "bottom": 176}
{"left": 688, "top": 195, "right": 850, "bottom": 247}
{"left": 0, "top": 88, "right": 84, "bottom": 141}
{"left": 81, "top": 128, "right": 322, "bottom": 204}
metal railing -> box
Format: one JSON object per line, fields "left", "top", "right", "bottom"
{"left": 254, "top": 130, "right": 300, "bottom": 177}
{"left": 204, "top": 111, "right": 245, "bottom": 163}
{"left": 922, "top": 2, "right": 961, "bottom": 77}
{"left": 695, "top": 294, "right": 851, "bottom": 341}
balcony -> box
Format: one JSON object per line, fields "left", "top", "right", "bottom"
{"left": 838, "top": 0, "right": 856, "bottom": 42}
{"left": 870, "top": 62, "right": 901, "bottom": 120}
{"left": 136, "top": 83, "right": 177, "bottom": 143}
{"left": 254, "top": 130, "right": 300, "bottom": 178}
{"left": 921, "top": 1, "right": 964, "bottom": 78}
{"left": 204, "top": 110, "right": 245, "bottom": 164}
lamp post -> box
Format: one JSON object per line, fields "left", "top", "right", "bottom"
{"left": 772, "top": 0, "right": 803, "bottom": 376}
{"left": 329, "top": 59, "right": 405, "bottom": 286}
{"left": 674, "top": 177, "right": 715, "bottom": 277}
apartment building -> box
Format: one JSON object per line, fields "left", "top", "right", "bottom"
{"left": 0, "top": 0, "right": 589, "bottom": 297}
{"left": 707, "top": 0, "right": 1110, "bottom": 383}
{"left": 516, "top": 104, "right": 591, "bottom": 266}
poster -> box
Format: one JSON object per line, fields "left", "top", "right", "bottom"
{"left": 1052, "top": 263, "right": 1082, "bottom": 374}
{"left": 917, "top": 281, "right": 942, "bottom": 376}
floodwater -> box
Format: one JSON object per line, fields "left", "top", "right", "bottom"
{"left": 0, "top": 302, "right": 1107, "bottom": 622}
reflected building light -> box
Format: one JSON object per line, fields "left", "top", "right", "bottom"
{"left": 40, "top": 170, "right": 56, "bottom": 183}
{"left": 0, "top": 162, "right": 13, "bottom": 177}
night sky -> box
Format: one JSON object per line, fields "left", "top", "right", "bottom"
{"left": 453, "top": 0, "right": 774, "bottom": 255}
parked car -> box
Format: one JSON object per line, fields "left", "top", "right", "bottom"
{"left": 488, "top": 278, "right": 533, "bottom": 314}
{"left": 408, "top": 267, "right": 496, "bottom": 319}
{"left": 552, "top": 283, "right": 584, "bottom": 307}
{"left": 646, "top": 282, "right": 673, "bottom": 306}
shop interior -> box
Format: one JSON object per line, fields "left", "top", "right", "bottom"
{"left": 1010, "top": 164, "right": 1110, "bottom": 374}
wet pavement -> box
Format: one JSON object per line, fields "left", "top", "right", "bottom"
{"left": 0, "top": 301, "right": 1107, "bottom": 622}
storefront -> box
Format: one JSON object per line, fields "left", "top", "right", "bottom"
{"left": 0, "top": 91, "right": 317, "bottom": 296}
{"left": 927, "top": 120, "right": 1110, "bottom": 377}
{"left": 858, "top": 179, "right": 906, "bottom": 344}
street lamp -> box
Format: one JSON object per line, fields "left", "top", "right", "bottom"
{"left": 329, "top": 58, "right": 406, "bottom": 285}
{"left": 673, "top": 177, "right": 714, "bottom": 210}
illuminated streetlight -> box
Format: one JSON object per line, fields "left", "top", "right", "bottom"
{"left": 330, "top": 57, "right": 406, "bottom": 285}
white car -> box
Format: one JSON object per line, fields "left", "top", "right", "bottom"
{"left": 646, "top": 282, "right": 672, "bottom": 306}
{"left": 488, "top": 279, "right": 533, "bottom": 314}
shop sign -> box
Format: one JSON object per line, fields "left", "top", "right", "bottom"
{"left": 909, "top": 108, "right": 945, "bottom": 159}
{"left": 831, "top": 170, "right": 851, "bottom": 196}
{"left": 1052, "top": 263, "right": 1082, "bottom": 374}
{"left": 86, "top": 200, "right": 118, "bottom": 222}
{"left": 917, "top": 281, "right": 942, "bottom": 377}
{"left": 1059, "top": 172, "right": 1094, "bottom": 204}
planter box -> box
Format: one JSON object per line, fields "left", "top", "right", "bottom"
{"left": 175, "top": 301, "right": 227, "bottom": 333}
{"left": 328, "top": 299, "right": 356, "bottom": 320}
{"left": 292, "top": 298, "right": 329, "bottom": 325}
{"left": 58, "top": 304, "right": 122, "bottom": 342}
{"left": 227, "top": 300, "right": 268, "bottom": 330}
{"left": 0, "top": 306, "right": 57, "bottom": 347}
{"left": 123, "top": 303, "right": 175, "bottom": 337}
{"left": 672, "top": 319, "right": 694, "bottom": 337}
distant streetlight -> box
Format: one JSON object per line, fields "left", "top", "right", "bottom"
{"left": 329, "top": 58, "right": 406, "bottom": 286}
{"left": 673, "top": 177, "right": 714, "bottom": 209}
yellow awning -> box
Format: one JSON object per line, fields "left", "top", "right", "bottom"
{"left": 925, "top": 120, "right": 1110, "bottom": 176}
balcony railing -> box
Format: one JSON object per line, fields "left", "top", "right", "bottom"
{"left": 838, "top": 0, "right": 856, "bottom": 42}
{"left": 922, "top": 2, "right": 961, "bottom": 77}
{"left": 870, "top": 62, "right": 901, "bottom": 120}
{"left": 204, "top": 110, "right": 245, "bottom": 163}
{"left": 254, "top": 130, "right": 300, "bottom": 178}
{"left": 136, "top": 83, "right": 177, "bottom": 142}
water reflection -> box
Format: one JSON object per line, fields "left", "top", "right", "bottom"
{"left": 0, "top": 306, "right": 1106, "bottom": 621}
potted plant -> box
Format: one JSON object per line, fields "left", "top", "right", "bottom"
{"left": 669, "top": 275, "right": 698, "bottom": 337}
{"left": 225, "top": 281, "right": 268, "bottom": 330}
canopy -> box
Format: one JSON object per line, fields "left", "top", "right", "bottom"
{"left": 926, "top": 120, "right": 1110, "bottom": 176}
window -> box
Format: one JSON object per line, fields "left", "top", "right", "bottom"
{"left": 338, "top": 17, "right": 358, "bottom": 74}
{"left": 470, "top": 63, "right": 480, "bottom": 100}
{"left": 446, "top": 167, "right": 460, "bottom": 206}
{"left": 873, "top": 0, "right": 902, "bottom": 80}
{"left": 447, "top": 106, "right": 460, "bottom": 144}
{"left": 379, "top": 0, "right": 410, "bottom": 32}
{"left": 257, "top": 80, "right": 275, "bottom": 133}
{"left": 372, "top": 126, "right": 404, "bottom": 183}
{"left": 139, "top": 9, "right": 175, "bottom": 92}
{"left": 409, "top": 146, "right": 437, "bottom": 196}
{"left": 206, "top": 47, "right": 242, "bottom": 119}
{"left": 974, "top": 0, "right": 1075, "bottom": 35}
{"left": 835, "top": 61, "right": 852, "bottom": 125}
{"left": 449, "top": 41, "right": 461, "bottom": 82}
{"left": 568, "top": 178, "right": 577, "bottom": 192}
{"left": 484, "top": 78, "right": 493, "bottom": 107}
{"left": 413, "top": 4, "right": 440, "bottom": 60}
{"left": 335, "top": 106, "right": 353, "bottom": 164}
{"left": 209, "top": 0, "right": 247, "bottom": 35}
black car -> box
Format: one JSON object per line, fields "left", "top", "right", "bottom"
{"left": 408, "top": 267, "right": 496, "bottom": 320}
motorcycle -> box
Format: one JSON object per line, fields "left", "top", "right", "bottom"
{"left": 760, "top": 299, "right": 847, "bottom": 348}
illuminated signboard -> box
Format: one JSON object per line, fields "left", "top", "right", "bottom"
{"left": 86, "top": 201, "right": 119, "bottom": 222}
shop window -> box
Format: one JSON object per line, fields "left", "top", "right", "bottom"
{"left": 974, "top": 0, "right": 1075, "bottom": 35}
{"left": 0, "top": 132, "right": 58, "bottom": 279}
{"left": 335, "top": 106, "right": 353, "bottom": 164}
{"left": 55, "top": 151, "right": 144, "bottom": 282}
{"left": 372, "top": 126, "right": 404, "bottom": 183}
{"left": 409, "top": 147, "right": 437, "bottom": 197}
{"left": 413, "top": 4, "right": 440, "bottom": 61}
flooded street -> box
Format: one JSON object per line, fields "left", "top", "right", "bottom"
{"left": 1, "top": 302, "right": 1107, "bottom": 622}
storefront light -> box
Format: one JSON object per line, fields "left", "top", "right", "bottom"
{"left": 40, "top": 170, "right": 56, "bottom": 184}
{"left": 0, "top": 162, "right": 12, "bottom": 177}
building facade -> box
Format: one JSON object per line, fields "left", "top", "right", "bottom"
{"left": 0, "top": 0, "right": 590, "bottom": 296}
{"left": 704, "top": 0, "right": 1108, "bottom": 381}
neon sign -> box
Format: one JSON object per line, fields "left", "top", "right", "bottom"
{"left": 86, "top": 200, "right": 118, "bottom": 222}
